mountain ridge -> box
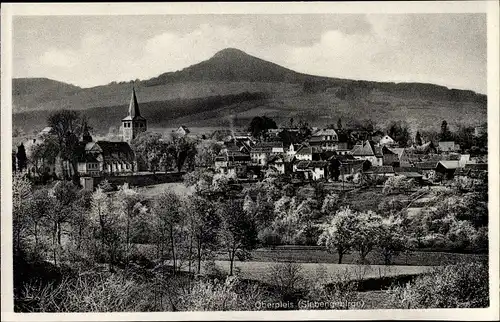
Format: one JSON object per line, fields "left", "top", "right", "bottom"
{"left": 12, "top": 48, "right": 487, "bottom": 135}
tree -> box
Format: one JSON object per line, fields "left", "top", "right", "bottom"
{"left": 415, "top": 131, "right": 423, "bottom": 146}
{"left": 267, "top": 261, "right": 306, "bottom": 301}
{"left": 185, "top": 195, "right": 221, "bottom": 273}
{"left": 386, "top": 120, "right": 411, "bottom": 147}
{"left": 218, "top": 199, "right": 258, "bottom": 275}
{"left": 194, "top": 139, "right": 223, "bottom": 168}
{"left": 47, "top": 110, "right": 90, "bottom": 181}
{"left": 248, "top": 116, "right": 277, "bottom": 139}
{"left": 130, "top": 132, "right": 169, "bottom": 173}
{"left": 350, "top": 211, "right": 383, "bottom": 263}
{"left": 27, "top": 189, "right": 54, "bottom": 251}
{"left": 337, "top": 118, "right": 343, "bottom": 130}
{"left": 454, "top": 124, "right": 475, "bottom": 152}
{"left": 13, "top": 174, "right": 32, "bottom": 256}
{"left": 116, "top": 184, "right": 144, "bottom": 266}
{"left": 16, "top": 143, "right": 27, "bottom": 172}
{"left": 89, "top": 188, "right": 122, "bottom": 268}
{"left": 318, "top": 207, "right": 358, "bottom": 264}
{"left": 321, "top": 193, "right": 340, "bottom": 215}
{"left": 378, "top": 217, "right": 406, "bottom": 265}
{"left": 30, "top": 135, "right": 59, "bottom": 177}
{"left": 440, "top": 120, "right": 453, "bottom": 141}
{"left": 152, "top": 191, "right": 183, "bottom": 273}
{"left": 168, "top": 135, "right": 197, "bottom": 172}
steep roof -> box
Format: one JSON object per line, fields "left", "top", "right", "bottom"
{"left": 351, "top": 140, "right": 381, "bottom": 157}
{"left": 415, "top": 161, "right": 438, "bottom": 170}
{"left": 437, "top": 160, "right": 460, "bottom": 170}
{"left": 122, "top": 87, "right": 146, "bottom": 121}
{"left": 312, "top": 128, "right": 338, "bottom": 137}
{"left": 296, "top": 160, "right": 329, "bottom": 169}
{"left": 95, "top": 141, "right": 135, "bottom": 161}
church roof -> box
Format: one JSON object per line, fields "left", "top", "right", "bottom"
{"left": 122, "top": 87, "right": 145, "bottom": 121}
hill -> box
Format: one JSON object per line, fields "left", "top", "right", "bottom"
{"left": 12, "top": 48, "right": 487, "bottom": 135}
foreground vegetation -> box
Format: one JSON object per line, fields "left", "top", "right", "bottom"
{"left": 13, "top": 166, "right": 489, "bottom": 311}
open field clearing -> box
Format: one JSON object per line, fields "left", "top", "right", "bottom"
{"left": 200, "top": 260, "right": 433, "bottom": 284}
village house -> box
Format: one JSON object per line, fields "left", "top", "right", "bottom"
{"left": 308, "top": 128, "right": 339, "bottom": 151}
{"left": 293, "top": 160, "right": 329, "bottom": 181}
{"left": 414, "top": 161, "right": 438, "bottom": 181}
{"left": 214, "top": 147, "right": 252, "bottom": 178}
{"left": 435, "top": 160, "right": 461, "bottom": 181}
{"left": 250, "top": 141, "right": 284, "bottom": 166}
{"left": 438, "top": 141, "right": 460, "bottom": 153}
{"left": 387, "top": 147, "right": 411, "bottom": 167}
{"left": 410, "top": 141, "right": 438, "bottom": 155}
{"left": 378, "top": 135, "right": 397, "bottom": 147}
{"left": 294, "top": 145, "right": 322, "bottom": 161}
{"left": 365, "top": 165, "right": 395, "bottom": 179}
{"left": 350, "top": 140, "right": 383, "bottom": 166}
{"left": 174, "top": 125, "right": 191, "bottom": 138}
{"left": 267, "top": 154, "right": 288, "bottom": 175}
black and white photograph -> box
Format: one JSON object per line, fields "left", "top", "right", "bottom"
{"left": 1, "top": 2, "right": 499, "bottom": 320}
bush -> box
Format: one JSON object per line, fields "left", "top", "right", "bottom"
{"left": 178, "top": 275, "right": 266, "bottom": 311}
{"left": 387, "top": 262, "right": 489, "bottom": 308}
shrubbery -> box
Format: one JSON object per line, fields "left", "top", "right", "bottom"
{"left": 387, "top": 262, "right": 489, "bottom": 309}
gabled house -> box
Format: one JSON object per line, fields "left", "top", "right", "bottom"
{"left": 73, "top": 139, "right": 137, "bottom": 177}
{"left": 214, "top": 148, "right": 252, "bottom": 178}
{"left": 175, "top": 125, "right": 191, "bottom": 137}
{"left": 365, "top": 165, "right": 395, "bottom": 178}
{"left": 250, "top": 141, "right": 283, "bottom": 166}
{"left": 435, "top": 160, "right": 460, "bottom": 180}
{"left": 293, "top": 160, "right": 329, "bottom": 181}
{"left": 268, "top": 154, "right": 287, "bottom": 175}
{"left": 387, "top": 147, "right": 411, "bottom": 167}
{"left": 379, "top": 135, "right": 396, "bottom": 146}
{"left": 438, "top": 141, "right": 460, "bottom": 153}
{"left": 295, "top": 145, "right": 322, "bottom": 161}
{"left": 414, "top": 161, "right": 438, "bottom": 181}
{"left": 411, "top": 141, "right": 438, "bottom": 155}
{"left": 350, "top": 140, "right": 383, "bottom": 166}
{"left": 309, "top": 128, "right": 339, "bottom": 151}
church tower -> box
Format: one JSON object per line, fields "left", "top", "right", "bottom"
{"left": 122, "top": 87, "right": 147, "bottom": 143}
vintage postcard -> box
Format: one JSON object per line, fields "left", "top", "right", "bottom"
{"left": 1, "top": 2, "right": 499, "bottom": 321}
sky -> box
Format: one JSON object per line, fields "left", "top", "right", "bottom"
{"left": 12, "top": 13, "right": 487, "bottom": 94}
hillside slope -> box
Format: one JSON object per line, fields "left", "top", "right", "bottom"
{"left": 12, "top": 48, "right": 487, "bottom": 135}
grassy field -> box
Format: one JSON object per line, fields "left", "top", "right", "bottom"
{"left": 199, "top": 260, "right": 432, "bottom": 285}
{"left": 248, "top": 247, "right": 487, "bottom": 266}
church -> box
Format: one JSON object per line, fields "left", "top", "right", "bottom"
{"left": 22, "top": 87, "right": 148, "bottom": 179}
{"left": 72, "top": 87, "right": 147, "bottom": 177}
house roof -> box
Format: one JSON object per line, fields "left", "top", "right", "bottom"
{"left": 400, "top": 172, "right": 423, "bottom": 178}
{"left": 312, "top": 128, "right": 338, "bottom": 137}
{"left": 351, "top": 140, "right": 382, "bottom": 157}
{"left": 388, "top": 147, "right": 406, "bottom": 159}
{"left": 296, "top": 160, "right": 329, "bottom": 169}
{"left": 251, "top": 141, "right": 283, "bottom": 153}
{"left": 437, "top": 160, "right": 460, "bottom": 169}
{"left": 415, "top": 161, "right": 438, "bottom": 170}
{"left": 370, "top": 166, "right": 395, "bottom": 174}
{"left": 177, "top": 126, "right": 190, "bottom": 134}
{"left": 95, "top": 141, "right": 135, "bottom": 160}
{"left": 394, "top": 167, "right": 420, "bottom": 173}
{"left": 296, "top": 145, "right": 321, "bottom": 155}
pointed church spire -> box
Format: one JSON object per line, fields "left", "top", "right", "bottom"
{"left": 128, "top": 86, "right": 141, "bottom": 118}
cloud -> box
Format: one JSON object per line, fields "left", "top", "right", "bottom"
{"left": 40, "top": 48, "right": 78, "bottom": 68}
{"left": 16, "top": 14, "right": 486, "bottom": 93}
